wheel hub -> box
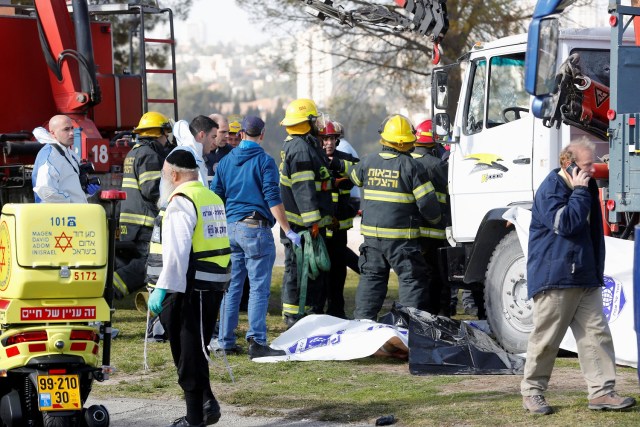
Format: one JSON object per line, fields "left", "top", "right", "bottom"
{"left": 501, "top": 257, "right": 533, "bottom": 333}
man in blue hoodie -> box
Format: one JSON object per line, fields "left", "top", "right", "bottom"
{"left": 211, "top": 116, "right": 300, "bottom": 359}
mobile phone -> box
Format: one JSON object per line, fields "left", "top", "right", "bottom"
{"left": 566, "top": 162, "right": 581, "bottom": 176}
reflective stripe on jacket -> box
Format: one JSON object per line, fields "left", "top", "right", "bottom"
{"left": 145, "top": 207, "right": 165, "bottom": 288}
{"left": 412, "top": 146, "right": 450, "bottom": 240}
{"left": 350, "top": 146, "right": 441, "bottom": 239}
{"left": 279, "top": 134, "right": 333, "bottom": 229}
{"left": 119, "top": 139, "right": 167, "bottom": 241}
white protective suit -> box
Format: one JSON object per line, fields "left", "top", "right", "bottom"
{"left": 32, "top": 127, "right": 87, "bottom": 203}
{"left": 172, "top": 120, "right": 209, "bottom": 186}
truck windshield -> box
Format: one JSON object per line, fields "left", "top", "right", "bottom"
{"left": 487, "top": 53, "right": 528, "bottom": 127}
{"left": 463, "top": 53, "right": 529, "bottom": 135}
{"left": 463, "top": 58, "right": 486, "bottom": 135}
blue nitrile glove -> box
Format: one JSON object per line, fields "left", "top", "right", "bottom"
{"left": 285, "top": 229, "right": 302, "bottom": 247}
{"left": 148, "top": 288, "right": 167, "bottom": 315}
{"left": 87, "top": 183, "right": 101, "bottom": 196}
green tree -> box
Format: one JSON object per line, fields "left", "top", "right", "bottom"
{"left": 177, "top": 84, "right": 225, "bottom": 121}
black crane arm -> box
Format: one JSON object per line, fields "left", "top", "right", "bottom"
{"left": 299, "top": 0, "right": 449, "bottom": 44}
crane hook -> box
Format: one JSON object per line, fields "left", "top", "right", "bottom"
{"left": 432, "top": 43, "right": 442, "bottom": 65}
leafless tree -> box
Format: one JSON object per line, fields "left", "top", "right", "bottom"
{"left": 234, "top": 0, "right": 593, "bottom": 115}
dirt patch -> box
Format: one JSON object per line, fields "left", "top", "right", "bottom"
{"left": 438, "top": 365, "right": 638, "bottom": 395}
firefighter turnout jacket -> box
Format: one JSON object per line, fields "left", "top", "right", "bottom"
{"left": 120, "top": 138, "right": 167, "bottom": 241}
{"left": 411, "top": 145, "right": 450, "bottom": 240}
{"left": 279, "top": 134, "right": 333, "bottom": 230}
{"left": 350, "top": 146, "right": 441, "bottom": 239}
{"left": 327, "top": 150, "right": 359, "bottom": 236}
{"left": 145, "top": 207, "right": 165, "bottom": 288}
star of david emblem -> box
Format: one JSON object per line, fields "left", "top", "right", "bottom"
{"left": 54, "top": 232, "right": 73, "bottom": 252}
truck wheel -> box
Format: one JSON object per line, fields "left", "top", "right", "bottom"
{"left": 484, "top": 230, "right": 533, "bottom": 353}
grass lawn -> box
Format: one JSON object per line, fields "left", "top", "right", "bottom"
{"left": 97, "top": 268, "right": 640, "bottom": 426}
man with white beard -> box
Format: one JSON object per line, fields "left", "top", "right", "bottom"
{"left": 147, "top": 150, "right": 231, "bottom": 426}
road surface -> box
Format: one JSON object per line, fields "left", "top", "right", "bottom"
{"left": 86, "top": 397, "right": 370, "bottom": 427}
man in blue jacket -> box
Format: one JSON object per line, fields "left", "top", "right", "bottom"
{"left": 521, "top": 139, "right": 635, "bottom": 415}
{"left": 211, "top": 116, "right": 300, "bottom": 359}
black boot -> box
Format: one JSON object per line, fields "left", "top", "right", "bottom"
{"left": 166, "top": 417, "right": 204, "bottom": 427}
{"left": 247, "top": 338, "right": 285, "bottom": 360}
{"left": 203, "top": 399, "right": 221, "bottom": 425}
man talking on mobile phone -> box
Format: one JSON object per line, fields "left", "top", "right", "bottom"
{"left": 521, "top": 138, "right": 636, "bottom": 415}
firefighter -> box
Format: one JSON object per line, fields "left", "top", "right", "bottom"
{"left": 279, "top": 98, "right": 333, "bottom": 328}
{"left": 411, "top": 119, "right": 451, "bottom": 315}
{"left": 319, "top": 120, "right": 359, "bottom": 318}
{"left": 227, "top": 118, "right": 242, "bottom": 148}
{"left": 114, "top": 111, "right": 172, "bottom": 300}
{"left": 350, "top": 114, "right": 441, "bottom": 320}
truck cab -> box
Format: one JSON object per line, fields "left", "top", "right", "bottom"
{"left": 437, "top": 27, "right": 615, "bottom": 353}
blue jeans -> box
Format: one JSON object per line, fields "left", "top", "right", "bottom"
{"left": 219, "top": 221, "right": 276, "bottom": 347}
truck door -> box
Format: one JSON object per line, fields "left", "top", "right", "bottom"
{"left": 449, "top": 50, "right": 534, "bottom": 242}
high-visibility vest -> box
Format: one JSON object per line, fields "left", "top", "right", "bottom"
{"left": 147, "top": 181, "right": 231, "bottom": 291}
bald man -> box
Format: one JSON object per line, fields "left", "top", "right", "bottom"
{"left": 32, "top": 115, "right": 97, "bottom": 203}
{"left": 206, "top": 113, "right": 232, "bottom": 176}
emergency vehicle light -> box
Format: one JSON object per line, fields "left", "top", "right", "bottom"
{"left": 4, "top": 330, "right": 48, "bottom": 346}
{"left": 70, "top": 343, "right": 87, "bottom": 352}
{"left": 99, "top": 190, "right": 127, "bottom": 200}
{"left": 70, "top": 330, "right": 99, "bottom": 343}
{"left": 28, "top": 343, "right": 46, "bottom": 353}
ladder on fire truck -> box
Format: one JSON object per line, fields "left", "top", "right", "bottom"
{"left": 72, "top": 2, "right": 179, "bottom": 119}
{"left": 131, "top": 4, "right": 179, "bottom": 119}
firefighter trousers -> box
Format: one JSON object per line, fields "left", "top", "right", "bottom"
{"left": 323, "top": 229, "right": 349, "bottom": 318}
{"left": 281, "top": 240, "right": 326, "bottom": 320}
{"left": 354, "top": 237, "right": 432, "bottom": 321}
{"left": 113, "top": 227, "right": 152, "bottom": 299}
{"left": 420, "top": 237, "right": 451, "bottom": 315}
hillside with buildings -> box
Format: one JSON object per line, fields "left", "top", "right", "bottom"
{"left": 148, "top": 0, "right": 606, "bottom": 160}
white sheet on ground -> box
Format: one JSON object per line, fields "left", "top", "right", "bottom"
{"left": 252, "top": 315, "right": 408, "bottom": 363}
{"left": 503, "top": 207, "right": 637, "bottom": 368}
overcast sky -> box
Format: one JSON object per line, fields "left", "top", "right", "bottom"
{"left": 173, "top": 0, "right": 265, "bottom": 46}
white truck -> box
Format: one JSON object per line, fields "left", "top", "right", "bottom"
{"left": 433, "top": 2, "right": 638, "bottom": 354}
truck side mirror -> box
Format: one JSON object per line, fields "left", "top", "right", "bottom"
{"left": 434, "top": 113, "right": 451, "bottom": 142}
{"left": 433, "top": 70, "right": 449, "bottom": 109}
{"left": 524, "top": 17, "right": 559, "bottom": 97}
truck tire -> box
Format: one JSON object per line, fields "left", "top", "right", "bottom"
{"left": 484, "top": 230, "right": 533, "bottom": 354}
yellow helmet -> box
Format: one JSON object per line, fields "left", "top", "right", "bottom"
{"left": 280, "top": 98, "right": 318, "bottom": 126}
{"left": 133, "top": 111, "right": 171, "bottom": 137}
{"left": 379, "top": 114, "right": 416, "bottom": 150}
{"left": 228, "top": 120, "right": 242, "bottom": 134}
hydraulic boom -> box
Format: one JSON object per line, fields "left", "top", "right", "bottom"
{"left": 299, "top": 0, "right": 448, "bottom": 63}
